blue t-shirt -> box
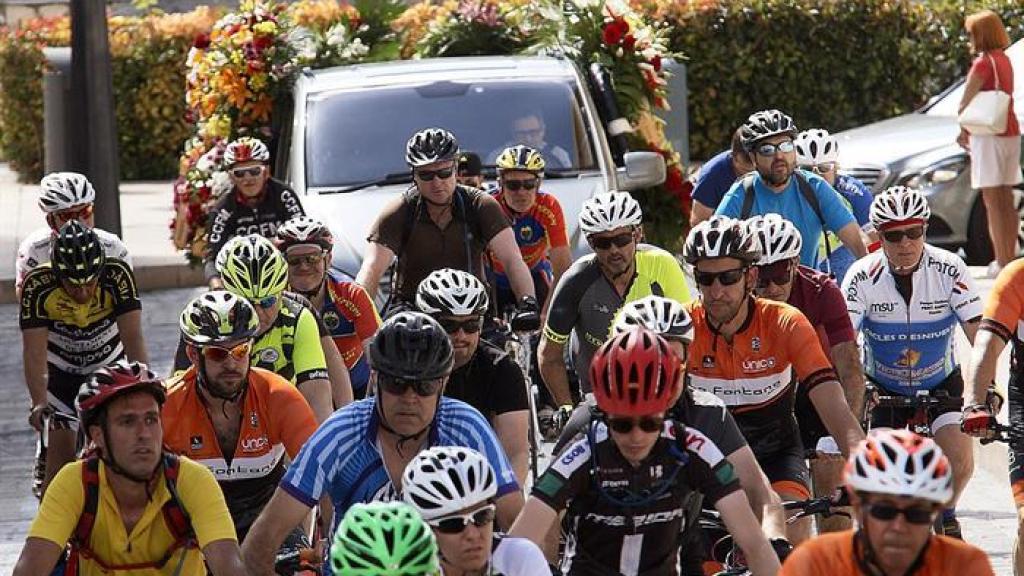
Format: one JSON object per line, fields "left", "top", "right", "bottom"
{"left": 716, "top": 170, "right": 856, "bottom": 266}
{"left": 691, "top": 149, "right": 740, "bottom": 210}
{"left": 817, "top": 174, "right": 874, "bottom": 283}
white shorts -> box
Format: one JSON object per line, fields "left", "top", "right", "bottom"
{"left": 970, "top": 134, "right": 1023, "bottom": 188}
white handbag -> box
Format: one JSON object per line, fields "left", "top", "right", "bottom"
{"left": 959, "top": 53, "right": 1012, "bottom": 135}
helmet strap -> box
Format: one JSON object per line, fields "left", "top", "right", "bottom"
{"left": 97, "top": 421, "right": 161, "bottom": 487}
{"left": 853, "top": 517, "right": 887, "bottom": 576}
{"left": 374, "top": 393, "right": 438, "bottom": 456}
{"left": 195, "top": 356, "right": 247, "bottom": 404}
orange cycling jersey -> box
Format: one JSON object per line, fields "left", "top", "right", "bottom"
{"left": 779, "top": 530, "right": 994, "bottom": 575}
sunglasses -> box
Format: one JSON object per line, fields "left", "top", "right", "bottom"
{"left": 756, "top": 260, "right": 795, "bottom": 288}
{"left": 589, "top": 231, "right": 635, "bottom": 250}
{"left": 415, "top": 167, "right": 455, "bottom": 181}
{"left": 250, "top": 294, "right": 278, "bottom": 310}
{"left": 378, "top": 374, "right": 444, "bottom": 397}
{"left": 503, "top": 178, "right": 538, "bottom": 191}
{"left": 881, "top": 227, "right": 925, "bottom": 243}
{"left": 807, "top": 162, "right": 836, "bottom": 175}
{"left": 200, "top": 340, "right": 252, "bottom": 363}
{"left": 694, "top": 267, "right": 747, "bottom": 287}
{"left": 53, "top": 204, "right": 94, "bottom": 223}
{"left": 606, "top": 415, "right": 664, "bottom": 434}
{"left": 231, "top": 166, "right": 264, "bottom": 178}
{"left": 430, "top": 504, "right": 497, "bottom": 534}
{"left": 865, "top": 503, "right": 935, "bottom": 525}
{"left": 755, "top": 141, "right": 795, "bottom": 157}
{"left": 437, "top": 317, "right": 483, "bottom": 334}
{"left": 286, "top": 252, "right": 325, "bottom": 267}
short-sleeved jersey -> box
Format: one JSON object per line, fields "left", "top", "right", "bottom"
{"left": 19, "top": 260, "right": 141, "bottom": 375}
{"left": 778, "top": 530, "right": 995, "bottom": 576}
{"left": 842, "top": 245, "right": 982, "bottom": 394}
{"left": 251, "top": 296, "right": 328, "bottom": 385}
{"left": 321, "top": 270, "right": 381, "bottom": 394}
{"left": 28, "top": 456, "right": 237, "bottom": 575}
{"left": 543, "top": 244, "right": 694, "bottom": 391}
{"left": 716, "top": 170, "right": 856, "bottom": 266}
{"left": 690, "top": 149, "right": 739, "bottom": 210}
{"left": 490, "top": 190, "right": 568, "bottom": 286}
{"left": 16, "top": 226, "right": 131, "bottom": 293}
{"left": 445, "top": 339, "right": 530, "bottom": 420}
{"left": 817, "top": 174, "right": 874, "bottom": 284}
{"left": 533, "top": 420, "right": 739, "bottom": 576}
{"left": 685, "top": 298, "right": 837, "bottom": 457}
{"left": 980, "top": 259, "right": 1024, "bottom": 404}
{"left": 162, "top": 366, "right": 318, "bottom": 539}
{"left": 787, "top": 265, "right": 856, "bottom": 353}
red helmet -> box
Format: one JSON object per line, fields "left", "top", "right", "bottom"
{"left": 590, "top": 327, "right": 681, "bottom": 416}
{"left": 76, "top": 360, "right": 166, "bottom": 428}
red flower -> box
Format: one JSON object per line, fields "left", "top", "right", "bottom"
{"left": 651, "top": 54, "right": 662, "bottom": 71}
{"left": 192, "top": 33, "right": 210, "bottom": 49}
{"left": 623, "top": 34, "right": 635, "bottom": 50}
{"left": 252, "top": 35, "right": 272, "bottom": 51}
{"left": 602, "top": 18, "right": 629, "bottom": 46}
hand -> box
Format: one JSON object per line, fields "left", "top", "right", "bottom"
{"left": 986, "top": 386, "right": 1005, "bottom": 413}
{"left": 552, "top": 404, "right": 575, "bottom": 432}
{"left": 957, "top": 129, "right": 970, "bottom": 151}
{"left": 28, "top": 403, "right": 51, "bottom": 433}
{"left": 510, "top": 295, "right": 540, "bottom": 332}
{"left": 961, "top": 404, "right": 996, "bottom": 439}
{"left": 770, "top": 538, "right": 794, "bottom": 562}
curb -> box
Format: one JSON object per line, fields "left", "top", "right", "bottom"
{"left": 0, "top": 263, "right": 205, "bottom": 304}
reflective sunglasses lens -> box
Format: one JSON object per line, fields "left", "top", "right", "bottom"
{"left": 253, "top": 295, "right": 278, "bottom": 309}
{"left": 202, "top": 342, "right": 250, "bottom": 362}
{"left": 286, "top": 253, "right": 322, "bottom": 267}
{"left": 433, "top": 507, "right": 496, "bottom": 534}
{"left": 232, "top": 167, "right": 263, "bottom": 178}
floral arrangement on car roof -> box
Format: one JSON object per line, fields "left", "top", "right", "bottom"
{"left": 396, "top": 0, "right": 543, "bottom": 59}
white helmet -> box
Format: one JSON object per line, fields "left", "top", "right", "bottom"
{"left": 224, "top": 137, "right": 271, "bottom": 166}
{"left": 611, "top": 295, "right": 694, "bottom": 344}
{"left": 869, "top": 186, "right": 930, "bottom": 230}
{"left": 683, "top": 215, "right": 761, "bottom": 265}
{"left": 794, "top": 129, "right": 839, "bottom": 166}
{"left": 746, "top": 214, "right": 803, "bottom": 266}
{"left": 846, "top": 429, "right": 953, "bottom": 505}
{"left": 579, "top": 191, "right": 642, "bottom": 235}
{"left": 415, "top": 268, "right": 489, "bottom": 317}
{"left": 39, "top": 172, "right": 96, "bottom": 213}
{"left": 402, "top": 446, "right": 497, "bottom": 521}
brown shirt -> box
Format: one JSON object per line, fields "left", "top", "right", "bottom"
{"left": 367, "top": 186, "right": 509, "bottom": 302}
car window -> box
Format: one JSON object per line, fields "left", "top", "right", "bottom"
{"left": 305, "top": 79, "right": 597, "bottom": 188}
{"left": 926, "top": 38, "right": 1024, "bottom": 117}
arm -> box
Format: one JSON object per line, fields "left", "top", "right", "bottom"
{"left": 830, "top": 341, "right": 867, "bottom": 417}
{"left": 549, "top": 246, "right": 572, "bottom": 291}
{"left": 808, "top": 381, "right": 865, "bottom": 457}
{"left": 962, "top": 317, "right": 981, "bottom": 346}
{"left": 116, "top": 309, "right": 148, "bottom": 365}
{"left": 22, "top": 327, "right": 49, "bottom": 429}
{"left": 297, "top": 379, "right": 333, "bottom": 424}
{"left": 959, "top": 68, "right": 986, "bottom": 114}
{"left": 242, "top": 489, "right": 314, "bottom": 576}
{"left": 508, "top": 496, "right": 559, "bottom": 546}
{"left": 728, "top": 446, "right": 787, "bottom": 540}
{"left": 355, "top": 242, "right": 395, "bottom": 302}
{"left": 495, "top": 489, "right": 525, "bottom": 532}
{"left": 836, "top": 222, "right": 867, "bottom": 259}
{"left": 966, "top": 329, "right": 1009, "bottom": 404}
{"left": 716, "top": 491, "right": 781, "bottom": 576}
{"left": 538, "top": 336, "right": 573, "bottom": 407}
{"left": 321, "top": 334, "right": 353, "bottom": 408}
{"left": 493, "top": 410, "right": 530, "bottom": 486}
{"left": 203, "top": 539, "right": 246, "bottom": 576}
{"left": 490, "top": 228, "right": 536, "bottom": 300}
{"left": 12, "top": 538, "right": 64, "bottom": 576}
{"left": 689, "top": 200, "right": 715, "bottom": 227}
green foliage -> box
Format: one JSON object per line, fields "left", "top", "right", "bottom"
{"left": 0, "top": 42, "right": 46, "bottom": 182}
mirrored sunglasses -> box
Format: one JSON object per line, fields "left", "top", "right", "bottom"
{"left": 430, "top": 504, "right": 497, "bottom": 534}
{"left": 231, "top": 166, "right": 264, "bottom": 178}
{"left": 755, "top": 141, "right": 795, "bottom": 156}
{"left": 286, "top": 252, "right": 325, "bottom": 267}
{"left": 251, "top": 294, "right": 279, "bottom": 310}
{"left": 200, "top": 341, "right": 252, "bottom": 362}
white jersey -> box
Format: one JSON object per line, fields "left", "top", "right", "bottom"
{"left": 15, "top": 226, "right": 131, "bottom": 291}
{"left": 439, "top": 535, "right": 550, "bottom": 576}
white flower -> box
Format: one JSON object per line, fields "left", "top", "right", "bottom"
{"left": 325, "top": 23, "right": 349, "bottom": 47}
{"left": 287, "top": 26, "right": 318, "bottom": 62}
{"left": 212, "top": 171, "right": 233, "bottom": 196}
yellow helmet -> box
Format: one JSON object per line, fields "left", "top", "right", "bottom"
{"left": 496, "top": 145, "right": 545, "bottom": 173}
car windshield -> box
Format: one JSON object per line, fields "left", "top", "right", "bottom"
{"left": 305, "top": 78, "right": 598, "bottom": 188}
{"left": 926, "top": 39, "right": 1024, "bottom": 117}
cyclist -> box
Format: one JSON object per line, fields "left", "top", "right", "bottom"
{"left": 13, "top": 360, "right": 244, "bottom": 575}
{"left": 490, "top": 144, "right": 571, "bottom": 314}
{"left": 403, "top": 446, "right": 549, "bottom": 575}
{"left": 240, "top": 312, "right": 522, "bottom": 575}
{"left": 457, "top": 151, "right": 485, "bottom": 189}
{"left": 204, "top": 136, "right": 305, "bottom": 288}
{"left": 329, "top": 501, "right": 441, "bottom": 576}
{"left": 356, "top": 127, "right": 538, "bottom": 320}
{"left": 793, "top": 129, "right": 876, "bottom": 284}
{"left": 779, "top": 429, "right": 994, "bottom": 575}
{"left": 511, "top": 328, "right": 780, "bottom": 575}
{"left": 746, "top": 214, "right": 866, "bottom": 533}
{"left": 21, "top": 221, "right": 147, "bottom": 495}
{"left": 539, "top": 190, "right": 694, "bottom": 435}
{"left": 416, "top": 269, "right": 530, "bottom": 484}
{"left": 683, "top": 215, "right": 865, "bottom": 544}
{"left": 275, "top": 215, "right": 381, "bottom": 399}
{"left": 715, "top": 109, "right": 866, "bottom": 268}
{"left": 842, "top": 186, "right": 981, "bottom": 538}
{"left": 689, "top": 127, "right": 755, "bottom": 227}
{"left": 163, "top": 291, "right": 319, "bottom": 545}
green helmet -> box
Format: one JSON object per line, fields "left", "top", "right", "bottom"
{"left": 330, "top": 502, "right": 439, "bottom": 576}
{"left": 179, "top": 290, "right": 259, "bottom": 346}
{"left": 215, "top": 234, "right": 288, "bottom": 299}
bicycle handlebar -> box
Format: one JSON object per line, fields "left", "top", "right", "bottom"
{"left": 273, "top": 547, "right": 321, "bottom": 575}
{"left": 782, "top": 489, "right": 851, "bottom": 524}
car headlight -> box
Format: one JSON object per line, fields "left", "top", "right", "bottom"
{"left": 899, "top": 158, "right": 967, "bottom": 190}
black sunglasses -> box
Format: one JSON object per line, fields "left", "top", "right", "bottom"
{"left": 755, "top": 141, "right": 795, "bottom": 157}
{"left": 606, "top": 416, "right": 664, "bottom": 434}
{"left": 694, "top": 267, "right": 747, "bottom": 287}
{"left": 430, "top": 505, "right": 497, "bottom": 534}
{"left": 437, "top": 317, "right": 483, "bottom": 334}
{"left": 589, "top": 231, "right": 634, "bottom": 250}
{"left": 881, "top": 227, "right": 925, "bottom": 243}
{"left": 503, "top": 178, "right": 538, "bottom": 191}
{"left": 416, "top": 167, "right": 455, "bottom": 181}
{"left": 285, "top": 252, "right": 325, "bottom": 267}
{"left": 377, "top": 374, "right": 444, "bottom": 397}
{"left": 865, "top": 503, "right": 935, "bottom": 525}
{"left": 756, "top": 260, "right": 795, "bottom": 288}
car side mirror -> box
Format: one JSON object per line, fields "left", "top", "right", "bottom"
{"left": 617, "top": 151, "right": 666, "bottom": 190}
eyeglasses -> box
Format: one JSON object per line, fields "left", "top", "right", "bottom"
{"left": 694, "top": 267, "right": 747, "bottom": 287}
{"left": 756, "top": 260, "right": 795, "bottom": 288}
{"left": 200, "top": 340, "right": 252, "bottom": 363}
{"left": 881, "top": 226, "right": 925, "bottom": 243}
{"left": 503, "top": 178, "right": 539, "bottom": 191}
{"left": 377, "top": 374, "right": 445, "bottom": 397}
{"left": 606, "top": 415, "right": 664, "bottom": 434}
{"left": 589, "top": 232, "right": 635, "bottom": 250}
{"left": 807, "top": 162, "right": 836, "bottom": 175}
{"left": 437, "top": 317, "right": 483, "bottom": 334}
{"left": 250, "top": 295, "right": 278, "bottom": 310}
{"left": 755, "top": 141, "right": 796, "bottom": 157}
{"left": 415, "top": 167, "right": 455, "bottom": 181}
{"left": 231, "top": 166, "right": 264, "bottom": 178}
{"left": 286, "top": 252, "right": 325, "bottom": 267}
{"left": 430, "top": 504, "right": 497, "bottom": 534}
{"left": 865, "top": 503, "right": 935, "bottom": 525}
{"left": 53, "top": 204, "right": 94, "bottom": 224}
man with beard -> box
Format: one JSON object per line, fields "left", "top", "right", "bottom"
{"left": 715, "top": 109, "right": 866, "bottom": 269}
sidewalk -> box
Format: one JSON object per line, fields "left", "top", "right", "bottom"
{"left": 0, "top": 163, "right": 203, "bottom": 303}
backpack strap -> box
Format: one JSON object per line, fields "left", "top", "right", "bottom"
{"left": 739, "top": 174, "right": 757, "bottom": 219}
{"left": 64, "top": 456, "right": 103, "bottom": 576}
{"left": 793, "top": 171, "right": 834, "bottom": 272}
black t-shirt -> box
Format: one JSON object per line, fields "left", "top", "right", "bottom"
{"left": 444, "top": 339, "right": 530, "bottom": 420}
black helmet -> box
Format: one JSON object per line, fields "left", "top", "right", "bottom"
{"left": 369, "top": 312, "right": 454, "bottom": 380}
{"left": 683, "top": 215, "right": 761, "bottom": 265}
{"left": 406, "top": 128, "right": 459, "bottom": 168}
{"left": 51, "top": 220, "right": 105, "bottom": 283}
{"left": 739, "top": 109, "right": 798, "bottom": 150}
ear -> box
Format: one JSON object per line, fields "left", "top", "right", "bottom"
{"left": 746, "top": 266, "right": 759, "bottom": 289}
{"left": 88, "top": 422, "right": 105, "bottom": 452}
{"left": 185, "top": 344, "right": 199, "bottom": 365}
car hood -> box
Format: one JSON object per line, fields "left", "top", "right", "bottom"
{"left": 835, "top": 113, "right": 960, "bottom": 166}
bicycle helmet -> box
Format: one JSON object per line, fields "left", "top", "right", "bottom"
{"left": 330, "top": 501, "right": 439, "bottom": 576}
{"left": 406, "top": 128, "right": 459, "bottom": 168}
{"left": 846, "top": 429, "right": 953, "bottom": 505}
{"left": 403, "top": 446, "right": 497, "bottom": 521}
{"left": 683, "top": 215, "right": 761, "bottom": 265}
{"left": 224, "top": 137, "right": 270, "bottom": 166}
{"left": 368, "top": 312, "right": 454, "bottom": 380}
{"left": 869, "top": 186, "right": 931, "bottom": 230}
{"left": 51, "top": 220, "right": 106, "bottom": 283}
{"left": 746, "top": 214, "right": 803, "bottom": 266}
{"left": 274, "top": 216, "right": 334, "bottom": 252}
{"left": 590, "top": 327, "right": 681, "bottom": 417}
{"left": 38, "top": 172, "right": 96, "bottom": 213}
{"left": 739, "top": 109, "right": 798, "bottom": 150}
{"left": 415, "top": 268, "right": 489, "bottom": 317}
{"left": 611, "top": 295, "right": 694, "bottom": 344}
{"left": 215, "top": 234, "right": 289, "bottom": 299}
{"left": 76, "top": 360, "right": 166, "bottom": 429}
{"left": 180, "top": 290, "right": 260, "bottom": 346}
{"left": 794, "top": 129, "right": 839, "bottom": 166}
{"left": 578, "top": 191, "right": 643, "bottom": 235}
{"left": 496, "top": 145, "right": 546, "bottom": 173}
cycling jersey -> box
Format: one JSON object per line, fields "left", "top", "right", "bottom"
{"left": 533, "top": 419, "right": 739, "bottom": 576}
{"left": 29, "top": 456, "right": 237, "bottom": 575}
{"left": 162, "top": 366, "right": 318, "bottom": 540}
{"left": 15, "top": 226, "right": 131, "bottom": 293}
{"left": 321, "top": 270, "right": 381, "bottom": 395}
{"left": 842, "top": 244, "right": 982, "bottom": 395}
{"left": 445, "top": 339, "right": 530, "bottom": 420}
{"left": 438, "top": 535, "right": 550, "bottom": 576}
{"left": 778, "top": 530, "right": 994, "bottom": 575}
{"left": 490, "top": 189, "right": 568, "bottom": 279}
{"left": 544, "top": 244, "right": 694, "bottom": 391}
{"left": 817, "top": 174, "right": 873, "bottom": 284}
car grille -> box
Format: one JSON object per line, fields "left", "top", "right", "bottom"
{"left": 842, "top": 165, "right": 890, "bottom": 192}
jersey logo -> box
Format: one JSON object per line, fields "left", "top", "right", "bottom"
{"left": 323, "top": 310, "right": 340, "bottom": 330}
{"left": 241, "top": 436, "right": 269, "bottom": 453}
{"left": 702, "top": 355, "right": 715, "bottom": 369}
{"left": 871, "top": 302, "right": 897, "bottom": 313}
{"left": 250, "top": 411, "right": 259, "bottom": 428}
{"left": 190, "top": 435, "right": 203, "bottom": 450}
{"left": 258, "top": 348, "right": 279, "bottom": 364}
{"left": 741, "top": 357, "right": 776, "bottom": 372}
{"left": 518, "top": 224, "right": 534, "bottom": 241}
{"left": 751, "top": 337, "right": 761, "bottom": 352}
{"left": 896, "top": 348, "right": 921, "bottom": 368}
